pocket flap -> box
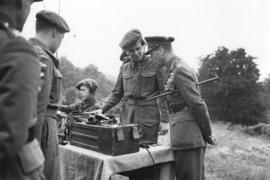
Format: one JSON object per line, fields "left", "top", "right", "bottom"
{"left": 123, "top": 73, "right": 134, "bottom": 79}
{"left": 18, "top": 139, "right": 45, "bottom": 174}
{"left": 141, "top": 72, "right": 156, "bottom": 77}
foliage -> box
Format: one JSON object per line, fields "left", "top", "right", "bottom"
{"left": 259, "top": 75, "right": 270, "bottom": 109}
{"left": 205, "top": 122, "right": 270, "bottom": 180}
{"left": 198, "top": 47, "right": 266, "bottom": 125}
{"left": 59, "top": 57, "right": 115, "bottom": 104}
{"left": 62, "top": 87, "right": 78, "bottom": 105}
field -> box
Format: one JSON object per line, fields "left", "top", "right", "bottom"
{"left": 205, "top": 122, "right": 270, "bottom": 180}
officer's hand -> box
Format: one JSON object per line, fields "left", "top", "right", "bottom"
{"left": 159, "top": 122, "right": 169, "bottom": 135}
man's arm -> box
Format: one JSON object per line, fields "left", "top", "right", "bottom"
{"left": 101, "top": 66, "right": 124, "bottom": 113}
{"left": 0, "top": 37, "right": 40, "bottom": 158}
{"left": 174, "top": 66, "right": 214, "bottom": 144}
{"left": 31, "top": 45, "right": 54, "bottom": 142}
{"left": 157, "top": 66, "right": 169, "bottom": 122}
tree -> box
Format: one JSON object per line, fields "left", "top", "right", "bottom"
{"left": 198, "top": 47, "right": 266, "bottom": 125}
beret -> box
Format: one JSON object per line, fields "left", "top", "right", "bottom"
{"left": 75, "top": 78, "right": 98, "bottom": 92}
{"left": 36, "top": 10, "right": 70, "bottom": 33}
{"left": 119, "top": 29, "right": 143, "bottom": 49}
{"left": 145, "top": 36, "right": 174, "bottom": 54}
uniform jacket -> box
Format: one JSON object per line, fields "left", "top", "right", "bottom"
{"left": 0, "top": 23, "right": 44, "bottom": 179}
{"left": 59, "top": 96, "right": 101, "bottom": 114}
{"left": 29, "top": 38, "right": 53, "bottom": 141}
{"left": 102, "top": 55, "right": 168, "bottom": 126}
{"left": 165, "top": 56, "right": 212, "bottom": 150}
{"left": 29, "top": 38, "right": 62, "bottom": 116}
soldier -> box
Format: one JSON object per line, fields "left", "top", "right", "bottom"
{"left": 96, "top": 29, "right": 167, "bottom": 143}
{"left": 59, "top": 78, "right": 101, "bottom": 113}
{"left": 145, "top": 36, "right": 215, "bottom": 180}
{"left": 0, "top": 0, "right": 45, "bottom": 179}
{"left": 29, "top": 10, "right": 70, "bottom": 180}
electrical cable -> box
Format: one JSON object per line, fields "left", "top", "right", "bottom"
{"left": 140, "top": 142, "right": 159, "bottom": 180}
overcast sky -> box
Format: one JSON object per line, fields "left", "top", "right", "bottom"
{"left": 23, "top": 0, "right": 270, "bottom": 81}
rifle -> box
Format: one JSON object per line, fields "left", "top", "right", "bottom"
{"left": 145, "top": 76, "right": 220, "bottom": 101}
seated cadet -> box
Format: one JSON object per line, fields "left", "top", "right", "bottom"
{"left": 59, "top": 78, "right": 101, "bottom": 113}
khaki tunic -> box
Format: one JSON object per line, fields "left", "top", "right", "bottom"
{"left": 0, "top": 24, "right": 44, "bottom": 179}
{"left": 165, "top": 57, "right": 212, "bottom": 150}
{"left": 102, "top": 55, "right": 167, "bottom": 142}
{"left": 165, "top": 56, "right": 211, "bottom": 180}
{"left": 29, "top": 38, "right": 62, "bottom": 180}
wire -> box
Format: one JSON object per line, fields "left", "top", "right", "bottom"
{"left": 144, "top": 147, "right": 155, "bottom": 166}
{"left": 143, "top": 147, "right": 159, "bottom": 180}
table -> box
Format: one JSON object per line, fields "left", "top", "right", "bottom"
{"left": 59, "top": 144, "right": 175, "bottom": 180}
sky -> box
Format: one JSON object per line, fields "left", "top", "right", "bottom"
{"left": 23, "top": 0, "right": 270, "bottom": 81}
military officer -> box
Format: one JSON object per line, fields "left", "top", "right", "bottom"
{"left": 29, "top": 10, "right": 70, "bottom": 180}
{"left": 145, "top": 36, "right": 215, "bottom": 180}
{"left": 96, "top": 29, "right": 167, "bottom": 143}
{"left": 0, "top": 0, "right": 45, "bottom": 179}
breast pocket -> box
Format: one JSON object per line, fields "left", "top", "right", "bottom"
{"left": 123, "top": 73, "right": 135, "bottom": 92}
{"left": 140, "top": 72, "right": 157, "bottom": 93}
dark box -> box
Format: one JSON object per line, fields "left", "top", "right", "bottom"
{"left": 70, "top": 122, "right": 140, "bottom": 156}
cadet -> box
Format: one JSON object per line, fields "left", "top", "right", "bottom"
{"left": 29, "top": 10, "right": 70, "bottom": 180}
{"left": 0, "top": 0, "right": 45, "bottom": 179}
{"left": 145, "top": 36, "right": 215, "bottom": 180}
{"left": 97, "top": 29, "right": 167, "bottom": 143}
{"left": 59, "top": 78, "right": 101, "bottom": 113}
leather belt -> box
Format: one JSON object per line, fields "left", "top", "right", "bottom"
{"left": 168, "top": 103, "right": 189, "bottom": 114}
{"left": 127, "top": 98, "right": 156, "bottom": 105}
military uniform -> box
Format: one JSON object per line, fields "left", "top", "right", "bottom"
{"left": 102, "top": 30, "right": 168, "bottom": 143}
{"left": 102, "top": 54, "right": 166, "bottom": 142}
{"left": 29, "top": 37, "right": 63, "bottom": 180}
{"left": 166, "top": 57, "right": 209, "bottom": 180}
{"left": 145, "top": 36, "right": 214, "bottom": 180}
{"left": 0, "top": 23, "right": 44, "bottom": 180}
{"left": 29, "top": 10, "right": 70, "bottom": 180}
{"left": 59, "top": 98, "right": 101, "bottom": 113}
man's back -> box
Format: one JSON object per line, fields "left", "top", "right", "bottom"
{"left": 0, "top": 23, "right": 44, "bottom": 180}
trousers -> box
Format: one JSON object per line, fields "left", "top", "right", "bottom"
{"left": 41, "top": 115, "right": 60, "bottom": 180}
{"left": 174, "top": 147, "right": 205, "bottom": 180}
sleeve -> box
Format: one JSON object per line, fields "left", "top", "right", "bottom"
{"left": 35, "top": 46, "right": 54, "bottom": 94}
{"left": 156, "top": 66, "right": 169, "bottom": 122}
{"left": 33, "top": 45, "right": 54, "bottom": 142}
{"left": 0, "top": 37, "right": 40, "bottom": 158}
{"left": 59, "top": 103, "right": 80, "bottom": 113}
{"left": 101, "top": 66, "right": 124, "bottom": 113}
{"left": 174, "top": 66, "right": 213, "bottom": 144}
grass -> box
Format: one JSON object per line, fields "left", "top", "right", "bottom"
{"left": 205, "top": 122, "right": 270, "bottom": 180}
